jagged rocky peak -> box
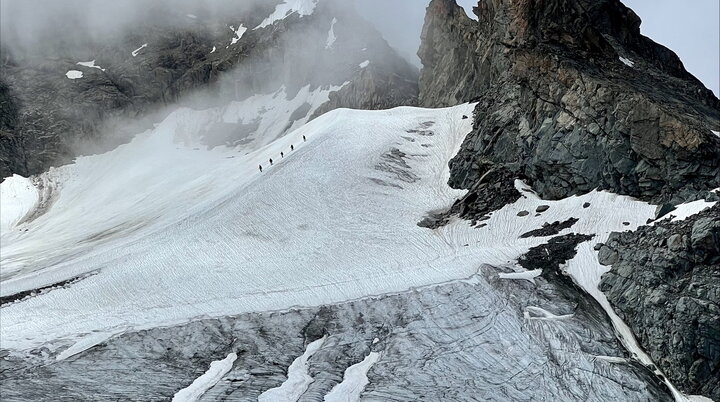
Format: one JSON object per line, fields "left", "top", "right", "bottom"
{"left": 419, "top": 0, "right": 720, "bottom": 204}
{"left": 0, "top": 0, "right": 418, "bottom": 178}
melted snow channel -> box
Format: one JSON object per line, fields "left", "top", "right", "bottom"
{"left": 172, "top": 353, "right": 237, "bottom": 402}
{"left": 258, "top": 336, "right": 327, "bottom": 401}
{"left": 324, "top": 351, "right": 381, "bottom": 402}
{"left": 619, "top": 56, "right": 635, "bottom": 67}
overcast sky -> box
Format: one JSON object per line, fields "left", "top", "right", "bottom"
{"left": 356, "top": 0, "right": 719, "bottom": 96}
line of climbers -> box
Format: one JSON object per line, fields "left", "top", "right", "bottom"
{"left": 259, "top": 135, "right": 306, "bottom": 173}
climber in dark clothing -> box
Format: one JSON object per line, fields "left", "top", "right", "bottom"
{"left": 269, "top": 158, "right": 274, "bottom": 166}
{"left": 303, "top": 135, "right": 306, "bottom": 142}
{"left": 290, "top": 145, "right": 294, "bottom": 151}
{"left": 281, "top": 152, "right": 284, "bottom": 158}
{"left": 259, "top": 164, "right": 263, "bottom": 172}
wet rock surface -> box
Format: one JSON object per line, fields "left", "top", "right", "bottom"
{"left": 518, "top": 233, "right": 594, "bottom": 274}
{"left": 418, "top": 166, "right": 521, "bottom": 228}
{"left": 520, "top": 217, "right": 579, "bottom": 238}
{"left": 599, "top": 205, "right": 720, "bottom": 399}
{"left": 419, "top": 0, "right": 720, "bottom": 204}
{"left": 418, "top": 1, "right": 720, "bottom": 398}
{"left": 1, "top": 265, "right": 671, "bottom": 401}
{"left": 0, "top": 0, "right": 418, "bottom": 178}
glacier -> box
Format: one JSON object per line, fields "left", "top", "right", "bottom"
{"left": 0, "top": 102, "right": 674, "bottom": 400}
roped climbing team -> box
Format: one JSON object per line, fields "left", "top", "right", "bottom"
{"left": 259, "top": 135, "right": 306, "bottom": 172}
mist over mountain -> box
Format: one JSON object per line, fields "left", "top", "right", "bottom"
{"left": 0, "top": 1, "right": 718, "bottom": 401}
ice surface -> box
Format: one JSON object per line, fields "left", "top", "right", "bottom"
{"left": 498, "top": 268, "right": 542, "bottom": 284}
{"left": 711, "top": 130, "right": 720, "bottom": 138}
{"left": 229, "top": 24, "right": 247, "bottom": 45}
{"left": 76, "top": 60, "right": 105, "bottom": 71}
{"left": 258, "top": 336, "right": 326, "bottom": 401}
{"left": 65, "top": 70, "right": 83, "bottom": 79}
{"left": 323, "top": 351, "right": 381, "bottom": 402}
{"left": 255, "top": 0, "right": 318, "bottom": 30}
{"left": 132, "top": 43, "right": 148, "bottom": 57}
{"left": 172, "top": 352, "right": 237, "bottom": 401}
{"left": 523, "top": 306, "right": 574, "bottom": 320}
{"left": 326, "top": 18, "right": 338, "bottom": 49}
{"left": 210, "top": 46, "right": 216, "bottom": 54}
{"left": 619, "top": 57, "right": 635, "bottom": 67}
{"left": 359, "top": 60, "right": 370, "bottom": 68}
{"left": 0, "top": 175, "right": 38, "bottom": 232}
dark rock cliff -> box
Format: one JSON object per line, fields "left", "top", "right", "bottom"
{"left": 419, "top": 0, "right": 720, "bottom": 204}
{"left": 599, "top": 204, "right": 720, "bottom": 399}
{"left": 0, "top": 0, "right": 418, "bottom": 179}
{"left": 418, "top": 0, "right": 720, "bottom": 398}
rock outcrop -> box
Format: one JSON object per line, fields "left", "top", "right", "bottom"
{"left": 419, "top": 0, "right": 720, "bottom": 204}
{"left": 599, "top": 204, "right": 720, "bottom": 399}
{"left": 418, "top": 0, "right": 720, "bottom": 398}
{"left": 0, "top": 0, "right": 418, "bottom": 178}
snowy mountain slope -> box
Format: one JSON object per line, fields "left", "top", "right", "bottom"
{"left": 0, "top": 83, "right": 346, "bottom": 287}
{"left": 0, "top": 0, "right": 418, "bottom": 179}
{"left": 1, "top": 101, "right": 658, "bottom": 360}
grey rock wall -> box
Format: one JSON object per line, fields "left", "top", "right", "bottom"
{"left": 419, "top": 0, "right": 720, "bottom": 204}
{"left": 599, "top": 204, "right": 720, "bottom": 399}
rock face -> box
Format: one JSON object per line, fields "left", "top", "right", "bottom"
{"left": 418, "top": 0, "right": 720, "bottom": 398}
{"left": 0, "top": 0, "right": 418, "bottom": 178}
{"left": 419, "top": 0, "right": 720, "bottom": 204}
{"left": 599, "top": 205, "right": 720, "bottom": 399}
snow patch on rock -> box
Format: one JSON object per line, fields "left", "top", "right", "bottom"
{"left": 0, "top": 175, "right": 39, "bottom": 232}
{"left": 76, "top": 60, "right": 105, "bottom": 72}
{"left": 65, "top": 70, "right": 83, "bottom": 79}
{"left": 661, "top": 198, "right": 718, "bottom": 222}
{"left": 255, "top": 0, "right": 318, "bottom": 30}
{"left": 326, "top": 18, "right": 337, "bottom": 49}
{"left": 230, "top": 24, "right": 247, "bottom": 45}
{"left": 132, "top": 43, "right": 148, "bottom": 57}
